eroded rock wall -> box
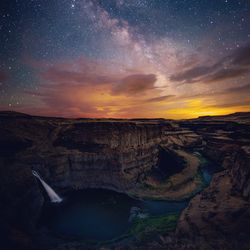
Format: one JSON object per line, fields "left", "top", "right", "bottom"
{"left": 0, "top": 113, "right": 200, "bottom": 194}
{"left": 0, "top": 112, "right": 201, "bottom": 249}
{"left": 176, "top": 118, "right": 250, "bottom": 249}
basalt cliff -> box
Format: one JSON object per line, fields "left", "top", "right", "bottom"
{"left": 0, "top": 111, "right": 249, "bottom": 250}
{"left": 175, "top": 113, "right": 250, "bottom": 249}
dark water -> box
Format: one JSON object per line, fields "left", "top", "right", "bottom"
{"left": 41, "top": 153, "right": 220, "bottom": 242}
{"left": 202, "top": 163, "right": 218, "bottom": 183}
{"left": 194, "top": 152, "right": 222, "bottom": 184}
{"left": 41, "top": 189, "right": 187, "bottom": 241}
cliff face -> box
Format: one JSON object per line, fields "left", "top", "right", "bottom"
{"left": 0, "top": 157, "right": 44, "bottom": 250}
{"left": 0, "top": 112, "right": 200, "bottom": 194}
{"left": 229, "top": 148, "right": 250, "bottom": 200}
{"left": 176, "top": 148, "right": 250, "bottom": 249}
{"left": 176, "top": 115, "right": 250, "bottom": 249}
{"left": 0, "top": 112, "right": 202, "bottom": 249}
{"left": 44, "top": 121, "right": 167, "bottom": 191}
{"left": 1, "top": 111, "right": 250, "bottom": 250}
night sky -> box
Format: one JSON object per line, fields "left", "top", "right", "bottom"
{"left": 0, "top": 0, "right": 250, "bottom": 118}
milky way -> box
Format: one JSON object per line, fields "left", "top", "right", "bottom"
{"left": 0, "top": 0, "right": 250, "bottom": 118}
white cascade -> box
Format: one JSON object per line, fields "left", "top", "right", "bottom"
{"left": 32, "top": 170, "right": 63, "bottom": 203}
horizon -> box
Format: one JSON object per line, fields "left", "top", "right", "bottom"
{"left": 1, "top": 109, "right": 250, "bottom": 120}
{"left": 0, "top": 1, "right": 250, "bottom": 119}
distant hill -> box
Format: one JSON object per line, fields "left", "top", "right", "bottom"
{"left": 195, "top": 112, "right": 250, "bottom": 123}
{"left": 1, "top": 110, "right": 250, "bottom": 123}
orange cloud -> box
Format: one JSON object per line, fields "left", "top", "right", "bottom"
{"left": 16, "top": 50, "right": 250, "bottom": 119}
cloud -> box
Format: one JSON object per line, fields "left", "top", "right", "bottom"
{"left": 41, "top": 59, "right": 158, "bottom": 97}
{"left": 174, "top": 83, "right": 250, "bottom": 102}
{"left": 145, "top": 95, "right": 175, "bottom": 103}
{"left": 170, "top": 65, "right": 216, "bottom": 83}
{"left": 170, "top": 43, "right": 250, "bottom": 84}
{"left": 226, "top": 83, "right": 250, "bottom": 93}
{"left": 16, "top": 1, "right": 248, "bottom": 119}
{"left": 231, "top": 43, "right": 250, "bottom": 66}
{"left": 205, "top": 68, "right": 249, "bottom": 83}
{"left": 206, "top": 100, "right": 250, "bottom": 109}
{"left": 112, "top": 74, "right": 157, "bottom": 95}
{"left": 43, "top": 67, "right": 115, "bottom": 85}
{"left": 21, "top": 55, "right": 168, "bottom": 118}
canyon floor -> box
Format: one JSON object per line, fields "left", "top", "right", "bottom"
{"left": 0, "top": 111, "right": 250, "bottom": 250}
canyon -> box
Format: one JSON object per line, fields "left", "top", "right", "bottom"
{"left": 0, "top": 111, "right": 249, "bottom": 250}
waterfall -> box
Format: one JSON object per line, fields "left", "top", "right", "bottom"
{"left": 32, "top": 170, "right": 63, "bottom": 203}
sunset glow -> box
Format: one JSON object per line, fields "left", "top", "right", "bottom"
{"left": 1, "top": 1, "right": 250, "bottom": 118}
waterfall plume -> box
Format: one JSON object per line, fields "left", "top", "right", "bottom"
{"left": 32, "top": 170, "right": 62, "bottom": 203}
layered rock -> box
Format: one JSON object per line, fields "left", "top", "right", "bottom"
{"left": 0, "top": 112, "right": 200, "bottom": 194}
{"left": 0, "top": 112, "right": 202, "bottom": 249}
{"left": 1, "top": 111, "right": 250, "bottom": 250}
{"left": 176, "top": 147, "right": 250, "bottom": 249}
{"left": 176, "top": 114, "right": 250, "bottom": 250}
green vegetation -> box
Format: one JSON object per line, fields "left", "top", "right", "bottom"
{"left": 98, "top": 213, "right": 180, "bottom": 246}
{"left": 128, "top": 213, "right": 179, "bottom": 241}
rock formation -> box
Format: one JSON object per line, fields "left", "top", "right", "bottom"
{"left": 176, "top": 113, "right": 250, "bottom": 250}
{"left": 0, "top": 111, "right": 249, "bottom": 250}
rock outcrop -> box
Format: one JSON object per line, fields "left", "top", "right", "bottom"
{"left": 1, "top": 111, "right": 250, "bottom": 250}
{"left": 0, "top": 112, "right": 201, "bottom": 193}
{"left": 176, "top": 114, "right": 250, "bottom": 250}
{"left": 0, "top": 112, "right": 201, "bottom": 249}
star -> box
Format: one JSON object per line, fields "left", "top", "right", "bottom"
{"left": 0, "top": 0, "right": 249, "bottom": 118}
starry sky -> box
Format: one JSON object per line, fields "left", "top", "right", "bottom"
{"left": 0, "top": 0, "right": 250, "bottom": 119}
